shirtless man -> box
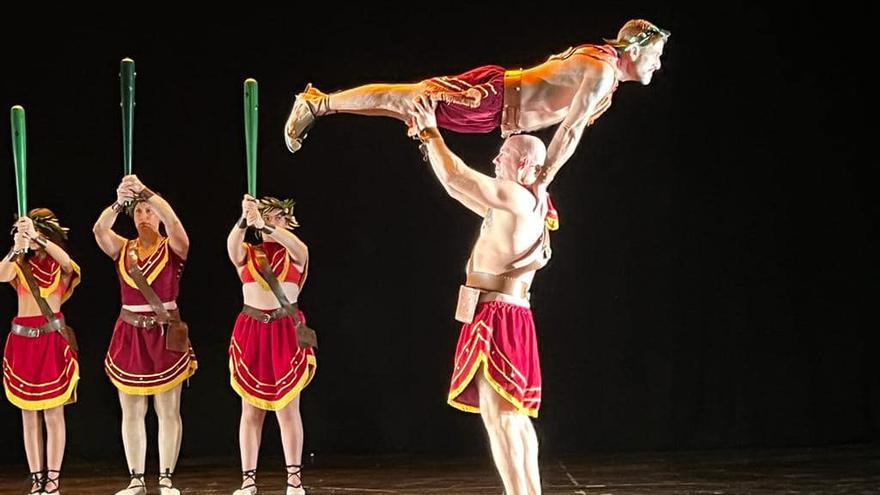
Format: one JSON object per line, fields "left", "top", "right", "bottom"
{"left": 285, "top": 19, "right": 668, "bottom": 184}
{"left": 409, "top": 93, "right": 564, "bottom": 494}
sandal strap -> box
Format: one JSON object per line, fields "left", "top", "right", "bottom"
{"left": 27, "top": 472, "right": 44, "bottom": 495}
{"left": 159, "top": 468, "right": 175, "bottom": 488}
{"left": 241, "top": 468, "right": 257, "bottom": 488}
{"left": 285, "top": 463, "right": 303, "bottom": 488}
{"left": 129, "top": 470, "right": 147, "bottom": 487}
{"left": 43, "top": 470, "right": 62, "bottom": 494}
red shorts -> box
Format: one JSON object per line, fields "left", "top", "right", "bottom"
{"left": 3, "top": 314, "right": 79, "bottom": 410}
{"left": 425, "top": 65, "right": 506, "bottom": 134}
{"left": 104, "top": 313, "right": 197, "bottom": 395}
{"left": 447, "top": 301, "right": 542, "bottom": 417}
{"left": 229, "top": 308, "right": 316, "bottom": 411}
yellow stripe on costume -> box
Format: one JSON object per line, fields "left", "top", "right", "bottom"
{"left": 106, "top": 359, "right": 197, "bottom": 396}
{"left": 117, "top": 238, "right": 170, "bottom": 289}
{"left": 229, "top": 354, "right": 316, "bottom": 411}
{"left": 13, "top": 261, "right": 61, "bottom": 298}
{"left": 447, "top": 353, "right": 539, "bottom": 418}
{"left": 3, "top": 363, "right": 79, "bottom": 411}
{"left": 244, "top": 245, "right": 289, "bottom": 291}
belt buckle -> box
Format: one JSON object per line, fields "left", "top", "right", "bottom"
{"left": 261, "top": 312, "right": 272, "bottom": 323}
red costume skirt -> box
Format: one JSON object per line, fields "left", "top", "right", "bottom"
{"left": 104, "top": 313, "right": 197, "bottom": 395}
{"left": 448, "top": 301, "right": 542, "bottom": 417}
{"left": 3, "top": 314, "right": 79, "bottom": 410}
{"left": 229, "top": 308, "right": 316, "bottom": 411}
{"left": 425, "top": 65, "right": 506, "bottom": 133}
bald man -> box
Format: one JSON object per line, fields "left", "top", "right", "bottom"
{"left": 410, "top": 95, "right": 563, "bottom": 495}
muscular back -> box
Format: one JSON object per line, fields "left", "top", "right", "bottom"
{"left": 518, "top": 47, "right": 617, "bottom": 132}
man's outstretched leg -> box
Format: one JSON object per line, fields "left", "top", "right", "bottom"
{"left": 284, "top": 81, "right": 425, "bottom": 152}
{"left": 284, "top": 64, "right": 508, "bottom": 153}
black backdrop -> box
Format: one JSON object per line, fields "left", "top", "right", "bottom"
{"left": 0, "top": 2, "right": 875, "bottom": 465}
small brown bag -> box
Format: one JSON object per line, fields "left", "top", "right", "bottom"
{"left": 164, "top": 320, "right": 190, "bottom": 353}
{"left": 455, "top": 285, "right": 482, "bottom": 324}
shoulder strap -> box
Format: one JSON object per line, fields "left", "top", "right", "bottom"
{"left": 17, "top": 256, "right": 61, "bottom": 327}
{"left": 252, "top": 247, "right": 307, "bottom": 328}
{"left": 125, "top": 245, "right": 172, "bottom": 322}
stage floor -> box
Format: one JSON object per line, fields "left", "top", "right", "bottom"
{"left": 0, "top": 444, "right": 876, "bottom": 494}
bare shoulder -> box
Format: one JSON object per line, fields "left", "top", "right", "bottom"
{"left": 580, "top": 58, "right": 615, "bottom": 85}
{"left": 563, "top": 52, "right": 611, "bottom": 72}
{"left": 505, "top": 180, "right": 540, "bottom": 214}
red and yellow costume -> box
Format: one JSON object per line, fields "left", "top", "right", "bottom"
{"left": 448, "top": 194, "right": 559, "bottom": 418}
{"left": 447, "top": 301, "right": 542, "bottom": 418}
{"left": 229, "top": 242, "right": 316, "bottom": 410}
{"left": 3, "top": 255, "right": 81, "bottom": 410}
{"left": 104, "top": 237, "right": 197, "bottom": 395}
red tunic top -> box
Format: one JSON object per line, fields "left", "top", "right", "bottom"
{"left": 115, "top": 237, "right": 184, "bottom": 305}
{"left": 11, "top": 253, "right": 81, "bottom": 303}
{"left": 239, "top": 242, "right": 303, "bottom": 289}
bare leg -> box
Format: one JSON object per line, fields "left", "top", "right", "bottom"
{"left": 43, "top": 406, "right": 66, "bottom": 493}
{"left": 276, "top": 395, "right": 305, "bottom": 494}
{"left": 236, "top": 400, "right": 267, "bottom": 493}
{"left": 21, "top": 409, "right": 44, "bottom": 493}
{"left": 521, "top": 414, "right": 542, "bottom": 495}
{"left": 325, "top": 82, "right": 425, "bottom": 119}
{"left": 154, "top": 384, "right": 183, "bottom": 492}
{"left": 284, "top": 82, "right": 426, "bottom": 152}
{"left": 116, "top": 391, "right": 148, "bottom": 494}
{"left": 476, "top": 372, "right": 534, "bottom": 495}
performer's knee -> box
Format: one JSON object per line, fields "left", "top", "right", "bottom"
{"left": 21, "top": 409, "right": 40, "bottom": 426}
{"left": 120, "top": 395, "right": 148, "bottom": 420}
{"left": 275, "top": 401, "right": 301, "bottom": 425}
{"left": 523, "top": 422, "right": 539, "bottom": 450}
{"left": 241, "top": 404, "right": 266, "bottom": 426}
{"left": 382, "top": 82, "right": 427, "bottom": 113}
{"left": 477, "top": 375, "right": 517, "bottom": 417}
{"left": 480, "top": 404, "right": 518, "bottom": 433}
{"left": 155, "top": 405, "right": 181, "bottom": 425}
{"left": 43, "top": 407, "right": 65, "bottom": 428}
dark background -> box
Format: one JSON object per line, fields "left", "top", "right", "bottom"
{"left": 0, "top": 2, "right": 875, "bottom": 467}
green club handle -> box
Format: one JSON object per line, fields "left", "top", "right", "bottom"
{"left": 244, "top": 78, "right": 258, "bottom": 197}
{"left": 10, "top": 106, "right": 27, "bottom": 217}
{"left": 121, "top": 58, "right": 136, "bottom": 176}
